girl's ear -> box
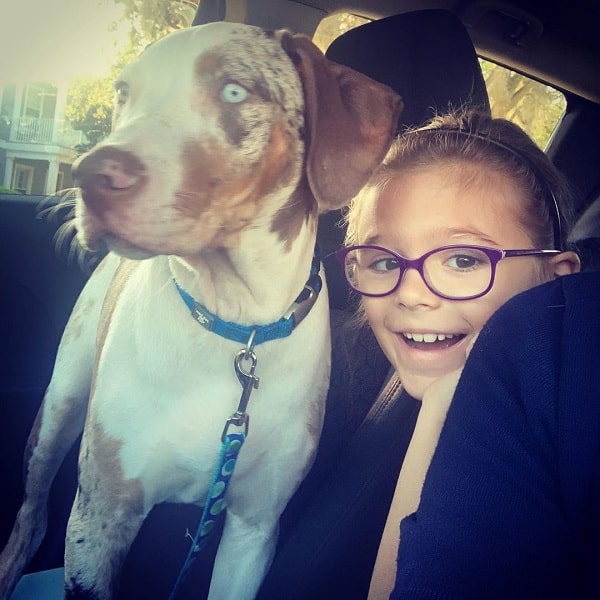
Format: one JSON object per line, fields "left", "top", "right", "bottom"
{"left": 550, "top": 251, "right": 581, "bottom": 276}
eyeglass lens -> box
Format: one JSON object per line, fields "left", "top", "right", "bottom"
{"left": 344, "top": 246, "right": 494, "bottom": 299}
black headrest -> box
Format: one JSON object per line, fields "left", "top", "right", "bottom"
{"left": 326, "top": 10, "right": 490, "bottom": 130}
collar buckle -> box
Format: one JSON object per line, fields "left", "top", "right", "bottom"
{"left": 283, "top": 280, "right": 319, "bottom": 327}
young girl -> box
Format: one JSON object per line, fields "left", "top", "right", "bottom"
{"left": 334, "top": 109, "right": 580, "bottom": 597}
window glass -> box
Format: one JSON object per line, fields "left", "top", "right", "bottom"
{"left": 312, "top": 13, "right": 370, "bottom": 52}
{"left": 13, "top": 164, "right": 34, "bottom": 194}
{"left": 313, "top": 13, "right": 566, "bottom": 150}
{"left": 479, "top": 59, "right": 566, "bottom": 149}
{"left": 0, "top": 0, "right": 199, "bottom": 196}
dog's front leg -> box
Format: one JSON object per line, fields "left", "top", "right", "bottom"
{"left": 0, "top": 256, "right": 120, "bottom": 600}
{"left": 64, "top": 427, "right": 147, "bottom": 600}
{"left": 208, "top": 511, "right": 279, "bottom": 600}
{"left": 208, "top": 433, "right": 322, "bottom": 600}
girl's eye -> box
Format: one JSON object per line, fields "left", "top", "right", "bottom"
{"left": 370, "top": 257, "right": 400, "bottom": 273}
{"left": 221, "top": 83, "right": 249, "bottom": 103}
{"left": 445, "top": 254, "right": 481, "bottom": 270}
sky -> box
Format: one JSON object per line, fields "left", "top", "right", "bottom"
{"left": 0, "top": 0, "right": 129, "bottom": 86}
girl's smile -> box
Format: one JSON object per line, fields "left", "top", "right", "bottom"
{"left": 394, "top": 328, "right": 469, "bottom": 374}
{"left": 400, "top": 331, "right": 465, "bottom": 349}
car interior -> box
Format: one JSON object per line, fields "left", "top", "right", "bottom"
{"left": 1, "top": 1, "right": 599, "bottom": 598}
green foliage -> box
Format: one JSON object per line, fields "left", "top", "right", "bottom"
{"left": 480, "top": 60, "right": 566, "bottom": 149}
{"left": 313, "top": 13, "right": 369, "bottom": 52}
{"left": 64, "top": 0, "right": 198, "bottom": 151}
{"left": 65, "top": 76, "right": 114, "bottom": 150}
{"left": 113, "top": 0, "right": 198, "bottom": 45}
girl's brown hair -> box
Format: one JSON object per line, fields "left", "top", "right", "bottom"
{"left": 344, "top": 110, "right": 576, "bottom": 251}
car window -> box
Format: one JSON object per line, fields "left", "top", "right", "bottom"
{"left": 479, "top": 59, "right": 566, "bottom": 149}
{"left": 0, "top": 0, "right": 200, "bottom": 197}
{"left": 313, "top": 13, "right": 567, "bottom": 150}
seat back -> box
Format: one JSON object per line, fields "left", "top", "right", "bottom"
{"left": 320, "top": 9, "right": 491, "bottom": 310}
{"left": 326, "top": 10, "right": 490, "bottom": 130}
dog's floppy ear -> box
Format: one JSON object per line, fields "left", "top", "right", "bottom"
{"left": 280, "top": 31, "right": 403, "bottom": 211}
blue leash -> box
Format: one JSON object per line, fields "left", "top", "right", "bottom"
{"left": 167, "top": 431, "right": 246, "bottom": 600}
{"left": 167, "top": 254, "right": 322, "bottom": 599}
{"left": 167, "top": 345, "right": 259, "bottom": 600}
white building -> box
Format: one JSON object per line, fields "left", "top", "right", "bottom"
{"left": 0, "top": 82, "right": 84, "bottom": 195}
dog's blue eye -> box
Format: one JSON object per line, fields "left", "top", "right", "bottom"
{"left": 115, "top": 82, "right": 129, "bottom": 105}
{"left": 221, "top": 83, "right": 248, "bottom": 104}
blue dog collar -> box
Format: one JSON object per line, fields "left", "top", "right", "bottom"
{"left": 174, "top": 255, "right": 322, "bottom": 346}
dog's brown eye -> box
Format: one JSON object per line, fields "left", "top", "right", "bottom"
{"left": 115, "top": 82, "right": 130, "bottom": 105}
{"left": 221, "top": 82, "right": 248, "bottom": 104}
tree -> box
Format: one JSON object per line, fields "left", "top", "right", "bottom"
{"left": 480, "top": 60, "right": 565, "bottom": 149}
{"left": 312, "top": 12, "right": 368, "bottom": 52}
{"left": 112, "top": 0, "right": 198, "bottom": 44}
{"left": 65, "top": 76, "right": 114, "bottom": 151}
{"left": 65, "top": 0, "right": 198, "bottom": 151}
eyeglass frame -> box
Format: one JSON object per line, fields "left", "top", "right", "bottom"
{"left": 335, "top": 244, "right": 561, "bottom": 301}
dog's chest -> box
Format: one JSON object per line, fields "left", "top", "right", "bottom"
{"left": 85, "top": 258, "right": 330, "bottom": 506}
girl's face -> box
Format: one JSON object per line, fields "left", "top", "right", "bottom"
{"left": 356, "top": 163, "right": 577, "bottom": 400}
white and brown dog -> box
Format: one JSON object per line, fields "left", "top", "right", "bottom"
{"left": 0, "top": 22, "right": 401, "bottom": 599}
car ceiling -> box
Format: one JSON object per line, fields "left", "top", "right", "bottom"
{"left": 239, "top": 0, "right": 600, "bottom": 104}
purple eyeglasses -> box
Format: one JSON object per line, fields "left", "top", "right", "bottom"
{"left": 335, "top": 244, "right": 560, "bottom": 300}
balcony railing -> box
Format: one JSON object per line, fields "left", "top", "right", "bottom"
{"left": 8, "top": 117, "right": 85, "bottom": 148}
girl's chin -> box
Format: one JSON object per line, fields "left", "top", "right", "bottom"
{"left": 399, "top": 373, "right": 442, "bottom": 401}
{"left": 395, "top": 359, "right": 467, "bottom": 401}
{"left": 390, "top": 333, "right": 471, "bottom": 398}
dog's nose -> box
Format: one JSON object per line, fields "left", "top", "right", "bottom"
{"left": 74, "top": 147, "right": 146, "bottom": 204}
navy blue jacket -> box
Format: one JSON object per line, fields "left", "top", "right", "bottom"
{"left": 393, "top": 271, "right": 600, "bottom": 599}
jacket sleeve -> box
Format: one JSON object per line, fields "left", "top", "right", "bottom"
{"left": 392, "top": 272, "right": 600, "bottom": 600}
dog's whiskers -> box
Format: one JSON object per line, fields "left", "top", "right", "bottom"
{"left": 35, "top": 187, "right": 102, "bottom": 273}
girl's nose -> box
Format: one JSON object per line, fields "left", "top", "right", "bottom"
{"left": 392, "top": 267, "right": 441, "bottom": 309}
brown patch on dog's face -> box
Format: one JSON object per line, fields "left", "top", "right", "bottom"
{"left": 176, "top": 119, "right": 304, "bottom": 249}
{"left": 73, "top": 24, "right": 314, "bottom": 257}
{"left": 183, "top": 39, "right": 311, "bottom": 249}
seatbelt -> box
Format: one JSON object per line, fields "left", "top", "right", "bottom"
{"left": 257, "top": 368, "right": 420, "bottom": 600}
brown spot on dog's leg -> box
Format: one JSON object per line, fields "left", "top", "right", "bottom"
{"left": 64, "top": 420, "right": 146, "bottom": 599}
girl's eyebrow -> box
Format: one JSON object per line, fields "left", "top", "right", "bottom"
{"left": 362, "top": 233, "right": 382, "bottom": 246}
{"left": 444, "top": 227, "right": 501, "bottom": 246}
{"left": 360, "top": 227, "right": 501, "bottom": 250}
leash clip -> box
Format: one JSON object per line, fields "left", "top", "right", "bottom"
{"left": 222, "top": 411, "right": 249, "bottom": 440}
{"left": 234, "top": 347, "right": 259, "bottom": 413}
{"left": 222, "top": 344, "right": 259, "bottom": 441}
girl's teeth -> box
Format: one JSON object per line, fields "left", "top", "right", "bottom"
{"left": 404, "top": 332, "right": 455, "bottom": 343}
